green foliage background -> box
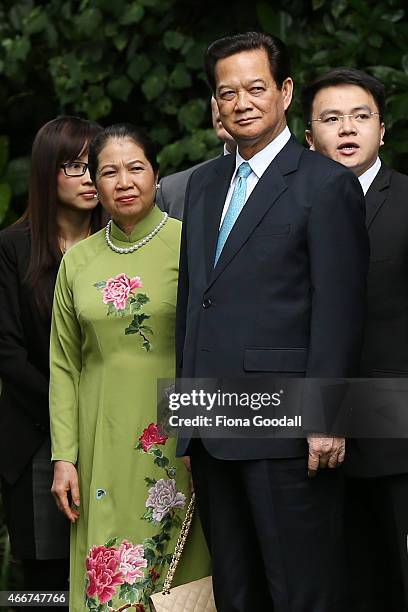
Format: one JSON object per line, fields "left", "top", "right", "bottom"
{"left": 0, "top": 0, "right": 407, "bottom": 226}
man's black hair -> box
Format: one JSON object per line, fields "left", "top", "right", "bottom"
{"left": 301, "top": 68, "right": 385, "bottom": 125}
{"left": 205, "top": 31, "right": 291, "bottom": 93}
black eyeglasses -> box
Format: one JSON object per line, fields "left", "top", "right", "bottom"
{"left": 61, "top": 161, "right": 89, "bottom": 177}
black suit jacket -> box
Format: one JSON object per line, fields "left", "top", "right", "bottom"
{"left": 176, "top": 136, "right": 369, "bottom": 459}
{"left": 0, "top": 222, "right": 52, "bottom": 484}
{"left": 346, "top": 163, "right": 408, "bottom": 477}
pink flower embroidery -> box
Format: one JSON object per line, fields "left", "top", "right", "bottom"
{"left": 139, "top": 423, "right": 168, "bottom": 452}
{"left": 86, "top": 545, "right": 125, "bottom": 604}
{"left": 146, "top": 479, "right": 186, "bottom": 522}
{"left": 102, "top": 273, "right": 143, "bottom": 311}
{"left": 118, "top": 540, "right": 147, "bottom": 584}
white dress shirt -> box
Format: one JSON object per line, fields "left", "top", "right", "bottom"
{"left": 358, "top": 157, "right": 381, "bottom": 195}
{"left": 220, "top": 126, "right": 292, "bottom": 226}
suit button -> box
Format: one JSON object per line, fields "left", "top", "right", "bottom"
{"left": 202, "top": 298, "right": 212, "bottom": 309}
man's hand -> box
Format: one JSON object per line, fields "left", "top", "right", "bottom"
{"left": 51, "top": 460, "right": 80, "bottom": 523}
{"left": 307, "top": 435, "right": 345, "bottom": 478}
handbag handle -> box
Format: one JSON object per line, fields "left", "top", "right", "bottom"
{"left": 161, "top": 492, "right": 195, "bottom": 594}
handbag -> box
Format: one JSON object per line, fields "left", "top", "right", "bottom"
{"left": 150, "top": 493, "right": 216, "bottom": 612}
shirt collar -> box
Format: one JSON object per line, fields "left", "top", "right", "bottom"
{"left": 223, "top": 143, "right": 231, "bottom": 156}
{"left": 234, "top": 126, "right": 292, "bottom": 179}
{"left": 358, "top": 157, "right": 381, "bottom": 196}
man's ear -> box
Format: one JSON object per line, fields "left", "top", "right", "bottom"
{"left": 380, "top": 122, "right": 385, "bottom": 147}
{"left": 305, "top": 129, "right": 315, "bottom": 150}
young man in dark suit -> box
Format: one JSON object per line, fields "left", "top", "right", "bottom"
{"left": 302, "top": 67, "right": 408, "bottom": 612}
{"left": 176, "top": 33, "right": 369, "bottom": 611}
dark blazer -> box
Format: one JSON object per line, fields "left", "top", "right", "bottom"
{"left": 0, "top": 222, "right": 52, "bottom": 484}
{"left": 176, "top": 136, "right": 369, "bottom": 459}
{"left": 157, "top": 159, "right": 215, "bottom": 220}
{"left": 346, "top": 163, "right": 408, "bottom": 477}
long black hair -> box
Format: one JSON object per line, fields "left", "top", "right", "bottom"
{"left": 24, "top": 116, "right": 105, "bottom": 317}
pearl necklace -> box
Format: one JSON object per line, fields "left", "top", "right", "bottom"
{"left": 105, "top": 213, "right": 169, "bottom": 254}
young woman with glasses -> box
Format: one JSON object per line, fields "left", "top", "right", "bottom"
{"left": 0, "top": 116, "right": 105, "bottom": 599}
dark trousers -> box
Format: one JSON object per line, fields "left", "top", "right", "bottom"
{"left": 346, "top": 474, "right": 408, "bottom": 612}
{"left": 190, "top": 440, "right": 348, "bottom": 612}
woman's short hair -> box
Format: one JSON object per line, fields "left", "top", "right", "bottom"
{"left": 88, "top": 123, "right": 159, "bottom": 183}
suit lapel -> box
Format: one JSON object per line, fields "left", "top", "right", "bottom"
{"left": 365, "top": 163, "right": 392, "bottom": 229}
{"left": 209, "top": 136, "right": 302, "bottom": 287}
{"left": 203, "top": 154, "right": 235, "bottom": 281}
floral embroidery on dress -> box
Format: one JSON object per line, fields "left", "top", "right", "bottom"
{"left": 94, "top": 274, "right": 153, "bottom": 351}
{"left": 85, "top": 423, "right": 186, "bottom": 611}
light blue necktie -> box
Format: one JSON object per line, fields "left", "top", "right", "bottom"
{"left": 214, "top": 161, "right": 252, "bottom": 265}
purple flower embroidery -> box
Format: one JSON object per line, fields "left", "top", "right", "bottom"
{"left": 145, "top": 479, "right": 186, "bottom": 522}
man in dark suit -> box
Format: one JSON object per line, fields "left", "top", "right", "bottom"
{"left": 156, "top": 97, "right": 236, "bottom": 220}
{"left": 176, "top": 33, "right": 369, "bottom": 611}
{"left": 302, "top": 67, "right": 408, "bottom": 612}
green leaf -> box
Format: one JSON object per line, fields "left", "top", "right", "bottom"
{"left": 139, "top": 325, "right": 153, "bottom": 334}
{"left": 83, "top": 95, "right": 112, "bottom": 120}
{"left": 0, "top": 183, "right": 12, "bottom": 224}
{"left": 144, "top": 477, "right": 157, "bottom": 486}
{"left": 107, "top": 76, "right": 133, "bottom": 101}
{"left": 94, "top": 281, "right": 106, "bottom": 289}
{"left": 322, "top": 14, "right": 335, "bottom": 34}
{"left": 144, "top": 547, "right": 156, "bottom": 562}
{"left": 135, "top": 313, "right": 150, "bottom": 325}
{"left": 126, "top": 588, "right": 139, "bottom": 604}
{"left": 158, "top": 142, "right": 185, "bottom": 169}
{"left": 130, "top": 301, "right": 142, "bottom": 313}
{"left": 113, "top": 31, "right": 128, "bottom": 51}
{"left": 143, "top": 340, "right": 152, "bottom": 352}
{"left": 107, "top": 302, "right": 117, "bottom": 315}
{"left": 143, "top": 537, "right": 156, "bottom": 547}
{"left": 135, "top": 293, "right": 150, "bottom": 305}
{"left": 24, "top": 7, "right": 50, "bottom": 34}
{"left": 369, "top": 33, "right": 383, "bottom": 48}
{"left": 178, "top": 99, "right": 207, "bottom": 131}
{"left": 6, "top": 36, "right": 31, "bottom": 62}
{"left": 142, "top": 69, "right": 167, "bottom": 100}
{"left": 154, "top": 456, "right": 169, "bottom": 468}
{"left": 184, "top": 42, "right": 206, "bottom": 69}
{"left": 402, "top": 55, "right": 408, "bottom": 75}
{"left": 150, "top": 126, "right": 172, "bottom": 146}
{"left": 389, "top": 93, "right": 408, "bottom": 123}
{"left": 169, "top": 64, "right": 192, "bottom": 90}
{"left": 1, "top": 156, "right": 27, "bottom": 201}
{"left": 119, "top": 2, "right": 144, "bottom": 24}
{"left": 172, "top": 514, "right": 183, "bottom": 528}
{"left": 163, "top": 31, "right": 185, "bottom": 50}
{"left": 313, "top": 0, "right": 325, "bottom": 8}
{"left": 104, "top": 536, "right": 118, "bottom": 547}
{"left": 331, "top": 0, "right": 347, "bottom": 19}
{"left": 381, "top": 10, "right": 404, "bottom": 23}
{"left": 127, "top": 55, "right": 152, "bottom": 82}
{"left": 9, "top": 3, "right": 33, "bottom": 31}
{"left": 75, "top": 8, "right": 103, "bottom": 35}
{"left": 0, "top": 136, "right": 9, "bottom": 176}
